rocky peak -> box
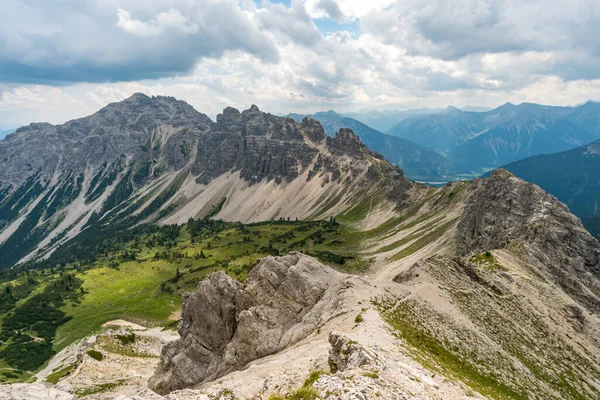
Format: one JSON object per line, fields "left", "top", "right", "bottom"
{"left": 216, "top": 106, "right": 242, "bottom": 132}
{"left": 443, "top": 105, "right": 462, "bottom": 114}
{"left": 14, "top": 122, "right": 54, "bottom": 134}
{"left": 489, "top": 168, "right": 514, "bottom": 179}
{"left": 326, "top": 128, "right": 372, "bottom": 158}
{"left": 123, "top": 91, "right": 150, "bottom": 102}
{"left": 458, "top": 169, "right": 600, "bottom": 311}
{"left": 218, "top": 106, "right": 242, "bottom": 119}
{"left": 92, "top": 93, "right": 212, "bottom": 130}
{"left": 301, "top": 117, "right": 327, "bottom": 143}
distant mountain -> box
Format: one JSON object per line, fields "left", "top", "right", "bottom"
{"left": 385, "top": 106, "right": 490, "bottom": 154}
{"left": 460, "top": 105, "right": 493, "bottom": 112}
{"left": 498, "top": 139, "right": 600, "bottom": 239}
{"left": 563, "top": 101, "right": 600, "bottom": 136}
{"left": 287, "top": 111, "right": 453, "bottom": 181}
{"left": 453, "top": 107, "right": 595, "bottom": 168}
{"left": 343, "top": 108, "right": 443, "bottom": 132}
{"left": 387, "top": 102, "right": 600, "bottom": 174}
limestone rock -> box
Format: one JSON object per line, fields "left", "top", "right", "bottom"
{"left": 457, "top": 168, "right": 600, "bottom": 312}
{"left": 328, "top": 331, "right": 380, "bottom": 373}
{"left": 149, "top": 252, "right": 344, "bottom": 394}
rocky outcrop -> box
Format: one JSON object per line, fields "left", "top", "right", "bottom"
{"left": 149, "top": 252, "right": 345, "bottom": 395}
{"left": 457, "top": 168, "right": 600, "bottom": 311}
{"left": 328, "top": 331, "right": 381, "bottom": 373}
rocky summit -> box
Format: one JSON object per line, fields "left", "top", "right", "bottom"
{"left": 1, "top": 96, "right": 600, "bottom": 400}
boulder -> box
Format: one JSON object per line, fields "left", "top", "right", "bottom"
{"left": 328, "top": 331, "right": 380, "bottom": 373}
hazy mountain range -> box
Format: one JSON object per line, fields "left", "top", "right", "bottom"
{"left": 344, "top": 106, "right": 493, "bottom": 132}
{"left": 342, "top": 108, "right": 444, "bottom": 132}
{"left": 386, "top": 102, "right": 600, "bottom": 173}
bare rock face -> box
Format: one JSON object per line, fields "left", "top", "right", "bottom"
{"left": 149, "top": 252, "right": 344, "bottom": 395}
{"left": 328, "top": 331, "right": 380, "bottom": 373}
{"left": 457, "top": 168, "right": 600, "bottom": 311}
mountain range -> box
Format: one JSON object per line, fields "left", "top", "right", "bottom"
{"left": 386, "top": 101, "right": 600, "bottom": 175}
{"left": 0, "top": 94, "right": 415, "bottom": 269}
{"left": 344, "top": 106, "right": 493, "bottom": 132}
{"left": 1, "top": 95, "right": 600, "bottom": 400}
{"left": 342, "top": 108, "right": 443, "bottom": 132}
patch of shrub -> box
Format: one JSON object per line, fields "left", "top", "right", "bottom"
{"left": 116, "top": 332, "right": 136, "bottom": 345}
{"left": 286, "top": 386, "right": 321, "bottom": 400}
{"left": 86, "top": 350, "right": 103, "bottom": 361}
{"left": 303, "top": 370, "right": 327, "bottom": 387}
{"left": 46, "top": 364, "right": 75, "bottom": 383}
{"left": 0, "top": 334, "right": 54, "bottom": 371}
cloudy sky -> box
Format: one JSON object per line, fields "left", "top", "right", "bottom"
{"left": 1, "top": 0, "right": 600, "bottom": 128}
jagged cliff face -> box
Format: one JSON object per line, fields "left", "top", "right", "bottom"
{"left": 0, "top": 94, "right": 419, "bottom": 268}
{"left": 149, "top": 252, "right": 347, "bottom": 394}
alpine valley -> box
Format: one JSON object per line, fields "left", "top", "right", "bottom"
{"left": 0, "top": 94, "right": 599, "bottom": 400}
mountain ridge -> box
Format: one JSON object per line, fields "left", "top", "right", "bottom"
{"left": 0, "top": 94, "right": 424, "bottom": 268}
{"left": 385, "top": 101, "right": 600, "bottom": 175}
{"left": 0, "top": 95, "right": 600, "bottom": 400}
{"left": 287, "top": 110, "right": 454, "bottom": 181}
{"left": 496, "top": 139, "right": 600, "bottom": 239}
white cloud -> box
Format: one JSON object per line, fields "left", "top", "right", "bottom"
{"left": 256, "top": 0, "right": 323, "bottom": 47}
{"left": 305, "top": 0, "right": 396, "bottom": 19}
{"left": 1, "top": 0, "right": 600, "bottom": 128}
{"left": 0, "top": 0, "right": 279, "bottom": 83}
{"left": 116, "top": 8, "right": 199, "bottom": 37}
